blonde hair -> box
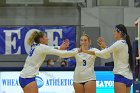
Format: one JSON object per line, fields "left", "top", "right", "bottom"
{"left": 27, "top": 31, "right": 44, "bottom": 45}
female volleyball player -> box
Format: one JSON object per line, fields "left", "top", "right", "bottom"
{"left": 19, "top": 31, "right": 78, "bottom": 93}
{"left": 81, "top": 24, "right": 133, "bottom": 93}
{"left": 69, "top": 34, "right": 110, "bottom": 93}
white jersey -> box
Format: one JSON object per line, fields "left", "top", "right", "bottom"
{"left": 20, "top": 44, "right": 78, "bottom": 78}
{"left": 73, "top": 48, "right": 110, "bottom": 83}
{"left": 95, "top": 40, "right": 133, "bottom": 79}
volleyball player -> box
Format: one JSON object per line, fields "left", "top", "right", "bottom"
{"left": 19, "top": 31, "right": 78, "bottom": 93}
{"left": 81, "top": 24, "right": 133, "bottom": 93}
{"left": 70, "top": 34, "right": 110, "bottom": 93}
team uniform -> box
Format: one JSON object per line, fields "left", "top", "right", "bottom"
{"left": 19, "top": 44, "right": 78, "bottom": 88}
{"left": 73, "top": 48, "right": 110, "bottom": 83}
{"left": 95, "top": 40, "right": 133, "bottom": 87}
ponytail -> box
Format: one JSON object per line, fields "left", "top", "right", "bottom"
{"left": 27, "top": 31, "right": 44, "bottom": 46}
{"left": 125, "top": 34, "right": 134, "bottom": 72}
{"left": 116, "top": 24, "right": 134, "bottom": 72}
{"left": 28, "top": 31, "right": 37, "bottom": 45}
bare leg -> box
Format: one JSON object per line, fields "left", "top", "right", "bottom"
{"left": 84, "top": 80, "right": 96, "bottom": 93}
{"left": 126, "top": 87, "right": 131, "bottom": 93}
{"left": 23, "top": 81, "right": 38, "bottom": 93}
{"left": 73, "top": 82, "right": 85, "bottom": 93}
{"left": 114, "top": 82, "right": 126, "bottom": 93}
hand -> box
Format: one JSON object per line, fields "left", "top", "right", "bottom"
{"left": 79, "top": 45, "right": 95, "bottom": 55}
{"left": 81, "top": 45, "right": 85, "bottom": 52}
{"left": 78, "top": 47, "right": 82, "bottom": 53}
{"left": 97, "top": 37, "right": 107, "bottom": 49}
{"left": 60, "top": 39, "right": 69, "bottom": 50}
{"left": 78, "top": 45, "right": 84, "bottom": 53}
{"left": 80, "top": 45, "right": 86, "bottom": 52}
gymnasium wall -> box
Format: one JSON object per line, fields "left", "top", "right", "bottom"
{"left": 0, "top": 6, "right": 139, "bottom": 67}
{"left": 0, "top": 6, "right": 80, "bottom": 67}
{"left": 81, "top": 7, "right": 139, "bottom": 66}
{"left": 0, "top": 6, "right": 79, "bottom": 25}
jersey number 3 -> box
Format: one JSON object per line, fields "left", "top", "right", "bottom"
{"left": 83, "top": 60, "right": 86, "bottom": 66}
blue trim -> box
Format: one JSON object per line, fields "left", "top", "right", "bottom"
{"left": 0, "top": 66, "right": 113, "bottom": 71}
{"left": 19, "top": 77, "right": 35, "bottom": 88}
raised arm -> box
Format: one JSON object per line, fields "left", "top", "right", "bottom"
{"left": 95, "top": 40, "right": 124, "bottom": 57}
{"left": 49, "top": 39, "right": 69, "bottom": 50}
{"left": 82, "top": 49, "right": 95, "bottom": 55}
{"left": 81, "top": 48, "right": 110, "bottom": 59}
{"left": 81, "top": 40, "right": 124, "bottom": 59}
{"left": 43, "top": 45, "right": 77, "bottom": 58}
{"left": 94, "top": 48, "right": 111, "bottom": 59}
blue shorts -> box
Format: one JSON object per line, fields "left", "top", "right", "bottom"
{"left": 19, "top": 77, "right": 35, "bottom": 88}
{"left": 114, "top": 74, "right": 133, "bottom": 87}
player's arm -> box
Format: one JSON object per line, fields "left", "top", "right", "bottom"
{"left": 81, "top": 49, "right": 110, "bottom": 59}
{"left": 81, "top": 41, "right": 120, "bottom": 58}
{"left": 50, "top": 39, "right": 69, "bottom": 50}
{"left": 82, "top": 49, "right": 95, "bottom": 55}
{"left": 80, "top": 37, "right": 108, "bottom": 56}
{"left": 43, "top": 46, "right": 77, "bottom": 58}
{"left": 79, "top": 45, "right": 95, "bottom": 55}
{"left": 81, "top": 48, "right": 110, "bottom": 59}
{"left": 95, "top": 41, "right": 122, "bottom": 57}
{"left": 97, "top": 37, "right": 107, "bottom": 49}
{"left": 59, "top": 39, "right": 69, "bottom": 50}
{"left": 94, "top": 48, "right": 111, "bottom": 59}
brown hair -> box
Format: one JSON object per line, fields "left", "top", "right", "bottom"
{"left": 81, "top": 34, "right": 91, "bottom": 45}
{"left": 27, "top": 31, "right": 44, "bottom": 45}
{"left": 115, "top": 24, "right": 133, "bottom": 72}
